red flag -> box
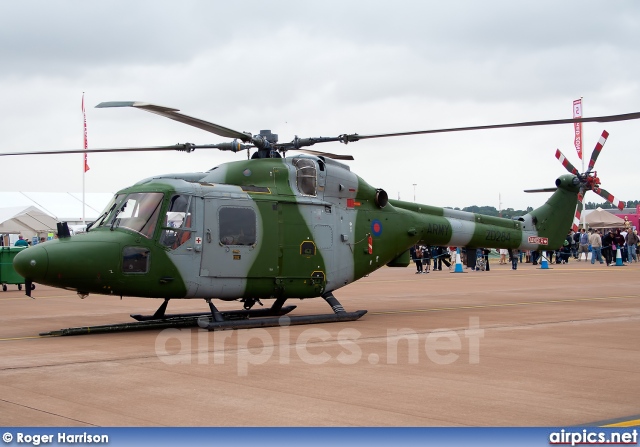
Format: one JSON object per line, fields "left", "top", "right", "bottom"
{"left": 82, "top": 93, "right": 90, "bottom": 172}
{"left": 573, "top": 98, "right": 582, "bottom": 160}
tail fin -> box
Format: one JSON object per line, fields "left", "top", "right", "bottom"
{"left": 524, "top": 174, "right": 579, "bottom": 249}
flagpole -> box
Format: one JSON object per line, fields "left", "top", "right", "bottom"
{"left": 82, "top": 92, "right": 85, "bottom": 223}
{"left": 83, "top": 164, "right": 85, "bottom": 223}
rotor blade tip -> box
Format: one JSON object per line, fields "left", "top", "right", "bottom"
{"left": 95, "top": 101, "right": 137, "bottom": 109}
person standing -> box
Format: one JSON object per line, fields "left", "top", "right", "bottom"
{"left": 466, "top": 247, "right": 478, "bottom": 271}
{"left": 483, "top": 248, "right": 491, "bottom": 271}
{"left": 602, "top": 230, "right": 614, "bottom": 266}
{"left": 511, "top": 248, "right": 519, "bottom": 270}
{"left": 499, "top": 248, "right": 508, "bottom": 264}
{"left": 422, "top": 245, "right": 431, "bottom": 273}
{"left": 531, "top": 249, "right": 540, "bottom": 265}
{"left": 589, "top": 229, "right": 604, "bottom": 264}
{"left": 570, "top": 230, "right": 579, "bottom": 259}
{"left": 410, "top": 245, "right": 423, "bottom": 274}
{"left": 431, "top": 246, "right": 441, "bottom": 271}
{"left": 577, "top": 228, "right": 589, "bottom": 261}
{"left": 14, "top": 235, "right": 28, "bottom": 247}
{"left": 614, "top": 229, "right": 626, "bottom": 264}
{"left": 625, "top": 229, "right": 639, "bottom": 263}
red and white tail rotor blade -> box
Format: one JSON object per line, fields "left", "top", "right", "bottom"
{"left": 592, "top": 187, "right": 625, "bottom": 210}
{"left": 555, "top": 149, "right": 579, "bottom": 175}
{"left": 587, "top": 130, "right": 609, "bottom": 172}
{"left": 571, "top": 192, "right": 585, "bottom": 232}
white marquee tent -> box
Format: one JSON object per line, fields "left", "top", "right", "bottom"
{"left": 583, "top": 207, "right": 626, "bottom": 229}
{"left": 0, "top": 206, "right": 59, "bottom": 239}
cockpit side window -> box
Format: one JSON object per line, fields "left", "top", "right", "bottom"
{"left": 160, "top": 194, "right": 194, "bottom": 250}
{"left": 122, "top": 246, "right": 150, "bottom": 273}
{"left": 109, "top": 192, "right": 163, "bottom": 238}
{"left": 293, "top": 158, "right": 317, "bottom": 196}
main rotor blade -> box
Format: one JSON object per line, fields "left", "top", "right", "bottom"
{"left": 0, "top": 142, "right": 251, "bottom": 157}
{"left": 554, "top": 149, "right": 579, "bottom": 175}
{"left": 96, "top": 102, "right": 252, "bottom": 142}
{"left": 592, "top": 187, "right": 625, "bottom": 210}
{"left": 0, "top": 145, "right": 194, "bottom": 156}
{"left": 342, "top": 112, "right": 640, "bottom": 143}
{"left": 295, "top": 148, "right": 354, "bottom": 160}
{"left": 587, "top": 130, "right": 609, "bottom": 172}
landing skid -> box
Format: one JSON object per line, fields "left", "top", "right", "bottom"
{"left": 198, "top": 292, "right": 367, "bottom": 331}
{"left": 198, "top": 309, "right": 367, "bottom": 331}
{"left": 39, "top": 293, "right": 366, "bottom": 336}
{"left": 40, "top": 315, "right": 203, "bottom": 336}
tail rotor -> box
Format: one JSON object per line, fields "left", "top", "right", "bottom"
{"left": 543, "top": 130, "right": 625, "bottom": 232}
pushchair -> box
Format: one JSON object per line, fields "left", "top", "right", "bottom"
{"left": 475, "top": 248, "right": 486, "bottom": 271}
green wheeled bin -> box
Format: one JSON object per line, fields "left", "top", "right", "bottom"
{"left": 0, "top": 246, "right": 29, "bottom": 291}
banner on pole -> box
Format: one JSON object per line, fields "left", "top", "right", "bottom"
{"left": 573, "top": 98, "right": 582, "bottom": 160}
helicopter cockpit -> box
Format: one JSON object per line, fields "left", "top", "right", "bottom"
{"left": 94, "top": 192, "right": 163, "bottom": 238}
{"left": 92, "top": 192, "right": 194, "bottom": 249}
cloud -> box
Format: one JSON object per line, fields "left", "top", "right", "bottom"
{"left": 1, "top": 0, "right": 639, "bottom": 210}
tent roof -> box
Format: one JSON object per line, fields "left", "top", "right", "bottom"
{"left": 583, "top": 207, "right": 626, "bottom": 228}
{"left": 0, "top": 206, "right": 59, "bottom": 234}
{"left": 0, "top": 192, "right": 112, "bottom": 221}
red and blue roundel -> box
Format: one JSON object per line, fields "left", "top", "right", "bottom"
{"left": 371, "top": 219, "right": 383, "bottom": 237}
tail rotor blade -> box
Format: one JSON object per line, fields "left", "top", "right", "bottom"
{"left": 593, "top": 187, "right": 625, "bottom": 210}
{"left": 555, "top": 149, "right": 579, "bottom": 175}
{"left": 572, "top": 191, "right": 585, "bottom": 232}
{"left": 587, "top": 130, "right": 609, "bottom": 172}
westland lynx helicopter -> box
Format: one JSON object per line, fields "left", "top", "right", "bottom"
{"left": 2, "top": 102, "right": 639, "bottom": 335}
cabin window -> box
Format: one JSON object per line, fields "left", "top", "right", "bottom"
{"left": 160, "top": 194, "right": 194, "bottom": 249}
{"left": 110, "top": 192, "right": 163, "bottom": 238}
{"left": 293, "top": 158, "right": 317, "bottom": 196}
{"left": 219, "top": 207, "right": 256, "bottom": 246}
{"left": 122, "top": 246, "right": 150, "bottom": 273}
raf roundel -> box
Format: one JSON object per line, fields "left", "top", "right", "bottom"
{"left": 371, "top": 219, "right": 383, "bottom": 237}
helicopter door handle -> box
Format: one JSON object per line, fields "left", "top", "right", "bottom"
{"left": 206, "top": 229, "right": 212, "bottom": 243}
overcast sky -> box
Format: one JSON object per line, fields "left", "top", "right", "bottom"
{"left": 1, "top": 0, "right": 639, "bottom": 215}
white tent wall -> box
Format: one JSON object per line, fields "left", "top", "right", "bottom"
{"left": 0, "top": 206, "right": 59, "bottom": 243}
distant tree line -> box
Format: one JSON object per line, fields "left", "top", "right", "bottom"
{"left": 449, "top": 200, "right": 639, "bottom": 217}
{"left": 450, "top": 205, "right": 534, "bottom": 219}
{"left": 584, "top": 200, "right": 639, "bottom": 210}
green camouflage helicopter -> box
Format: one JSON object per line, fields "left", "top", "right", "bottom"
{"left": 3, "top": 102, "right": 639, "bottom": 334}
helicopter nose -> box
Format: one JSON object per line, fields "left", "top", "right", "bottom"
{"left": 13, "top": 245, "right": 49, "bottom": 282}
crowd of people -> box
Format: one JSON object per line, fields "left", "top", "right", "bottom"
{"left": 410, "top": 222, "right": 639, "bottom": 274}
{"left": 409, "top": 244, "right": 512, "bottom": 273}
{"left": 0, "top": 234, "right": 50, "bottom": 247}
